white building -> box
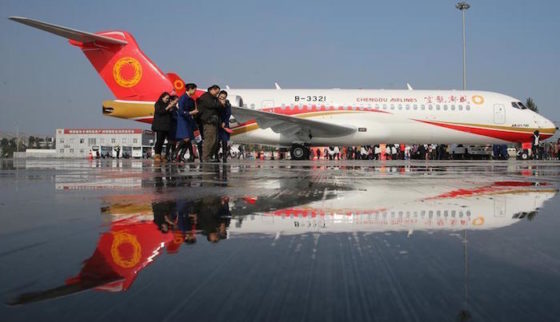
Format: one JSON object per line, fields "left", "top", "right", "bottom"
{"left": 56, "top": 128, "right": 154, "bottom": 158}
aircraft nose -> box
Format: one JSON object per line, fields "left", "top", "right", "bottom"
{"left": 541, "top": 116, "right": 557, "bottom": 134}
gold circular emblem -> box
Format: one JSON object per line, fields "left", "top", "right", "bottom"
{"left": 174, "top": 80, "right": 184, "bottom": 90}
{"left": 472, "top": 95, "right": 484, "bottom": 105}
{"left": 472, "top": 217, "right": 485, "bottom": 226}
{"left": 111, "top": 232, "right": 142, "bottom": 268}
{"left": 113, "top": 57, "right": 142, "bottom": 88}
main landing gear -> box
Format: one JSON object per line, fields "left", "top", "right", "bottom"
{"left": 290, "top": 144, "right": 310, "bottom": 160}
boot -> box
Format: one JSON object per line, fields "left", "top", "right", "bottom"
{"left": 173, "top": 141, "right": 185, "bottom": 161}
{"left": 154, "top": 154, "right": 162, "bottom": 162}
{"left": 187, "top": 143, "right": 195, "bottom": 162}
{"left": 177, "top": 144, "right": 188, "bottom": 162}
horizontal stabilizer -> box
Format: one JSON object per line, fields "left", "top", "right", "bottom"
{"left": 9, "top": 16, "right": 127, "bottom": 45}
{"left": 231, "top": 106, "right": 356, "bottom": 139}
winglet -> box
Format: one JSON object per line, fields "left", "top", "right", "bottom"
{"left": 406, "top": 83, "right": 413, "bottom": 90}
{"left": 274, "top": 82, "right": 282, "bottom": 90}
{"left": 9, "top": 16, "right": 127, "bottom": 45}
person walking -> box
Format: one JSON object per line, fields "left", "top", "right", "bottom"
{"left": 166, "top": 95, "right": 179, "bottom": 162}
{"left": 151, "top": 92, "right": 178, "bottom": 162}
{"left": 532, "top": 130, "right": 540, "bottom": 160}
{"left": 174, "top": 83, "right": 198, "bottom": 162}
{"left": 217, "top": 90, "right": 232, "bottom": 162}
{"left": 197, "top": 85, "right": 221, "bottom": 162}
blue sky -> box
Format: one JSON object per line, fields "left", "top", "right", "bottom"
{"left": 1, "top": 0, "right": 559, "bottom": 135}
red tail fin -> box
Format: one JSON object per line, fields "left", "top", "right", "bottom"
{"left": 166, "top": 73, "right": 186, "bottom": 96}
{"left": 9, "top": 17, "right": 173, "bottom": 101}
{"left": 166, "top": 73, "right": 205, "bottom": 100}
{"left": 72, "top": 32, "right": 172, "bottom": 101}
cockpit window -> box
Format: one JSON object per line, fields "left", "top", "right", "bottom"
{"left": 511, "top": 102, "right": 520, "bottom": 109}
{"left": 517, "top": 102, "right": 528, "bottom": 110}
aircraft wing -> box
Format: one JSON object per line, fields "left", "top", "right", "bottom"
{"left": 231, "top": 106, "right": 356, "bottom": 139}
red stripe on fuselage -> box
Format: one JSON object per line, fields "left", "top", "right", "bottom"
{"left": 416, "top": 120, "right": 552, "bottom": 142}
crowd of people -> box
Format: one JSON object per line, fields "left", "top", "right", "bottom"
{"left": 314, "top": 144, "right": 460, "bottom": 161}
{"left": 152, "top": 84, "right": 232, "bottom": 163}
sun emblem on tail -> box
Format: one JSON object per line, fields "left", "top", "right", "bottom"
{"left": 111, "top": 231, "right": 142, "bottom": 268}
{"left": 173, "top": 79, "right": 184, "bottom": 91}
{"left": 113, "top": 57, "right": 142, "bottom": 88}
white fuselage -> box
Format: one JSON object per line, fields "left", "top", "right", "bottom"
{"left": 226, "top": 89, "right": 555, "bottom": 146}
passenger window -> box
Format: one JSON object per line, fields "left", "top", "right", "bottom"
{"left": 390, "top": 105, "right": 395, "bottom": 110}
{"left": 466, "top": 106, "right": 471, "bottom": 111}
{"left": 428, "top": 105, "right": 433, "bottom": 110}
{"left": 421, "top": 105, "right": 425, "bottom": 110}
{"left": 436, "top": 105, "right": 441, "bottom": 111}
{"left": 413, "top": 104, "right": 418, "bottom": 110}
{"left": 458, "top": 105, "right": 463, "bottom": 111}
{"left": 443, "top": 105, "right": 448, "bottom": 111}
{"left": 451, "top": 105, "right": 455, "bottom": 111}
{"left": 398, "top": 105, "right": 403, "bottom": 110}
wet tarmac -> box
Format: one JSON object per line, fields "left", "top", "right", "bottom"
{"left": 1, "top": 159, "right": 560, "bottom": 322}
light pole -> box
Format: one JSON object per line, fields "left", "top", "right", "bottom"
{"left": 456, "top": 1, "right": 470, "bottom": 90}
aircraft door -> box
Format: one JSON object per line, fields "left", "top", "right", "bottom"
{"left": 493, "top": 104, "right": 506, "bottom": 124}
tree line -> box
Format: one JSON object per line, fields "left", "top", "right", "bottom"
{"left": 0, "top": 136, "right": 55, "bottom": 158}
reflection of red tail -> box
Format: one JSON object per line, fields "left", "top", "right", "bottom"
{"left": 8, "top": 216, "right": 173, "bottom": 305}
{"left": 80, "top": 218, "right": 173, "bottom": 292}
{"left": 9, "top": 17, "right": 173, "bottom": 101}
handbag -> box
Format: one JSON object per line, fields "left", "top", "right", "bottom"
{"left": 193, "top": 129, "right": 202, "bottom": 144}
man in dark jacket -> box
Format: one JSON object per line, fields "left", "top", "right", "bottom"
{"left": 532, "top": 130, "right": 540, "bottom": 160}
{"left": 216, "top": 90, "right": 232, "bottom": 162}
{"left": 197, "top": 85, "right": 221, "bottom": 161}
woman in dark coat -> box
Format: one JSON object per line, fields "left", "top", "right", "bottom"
{"left": 167, "top": 95, "right": 179, "bottom": 162}
{"left": 216, "top": 90, "right": 232, "bottom": 162}
{"left": 151, "top": 92, "right": 178, "bottom": 162}
{"left": 174, "top": 85, "right": 199, "bottom": 162}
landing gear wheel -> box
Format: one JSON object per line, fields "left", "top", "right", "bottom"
{"left": 291, "top": 144, "right": 309, "bottom": 160}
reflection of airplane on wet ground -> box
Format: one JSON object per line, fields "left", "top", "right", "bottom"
{"left": 9, "top": 178, "right": 556, "bottom": 305}
{"left": 231, "top": 181, "right": 557, "bottom": 235}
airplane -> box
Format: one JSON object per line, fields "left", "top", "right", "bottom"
{"left": 9, "top": 17, "right": 557, "bottom": 160}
